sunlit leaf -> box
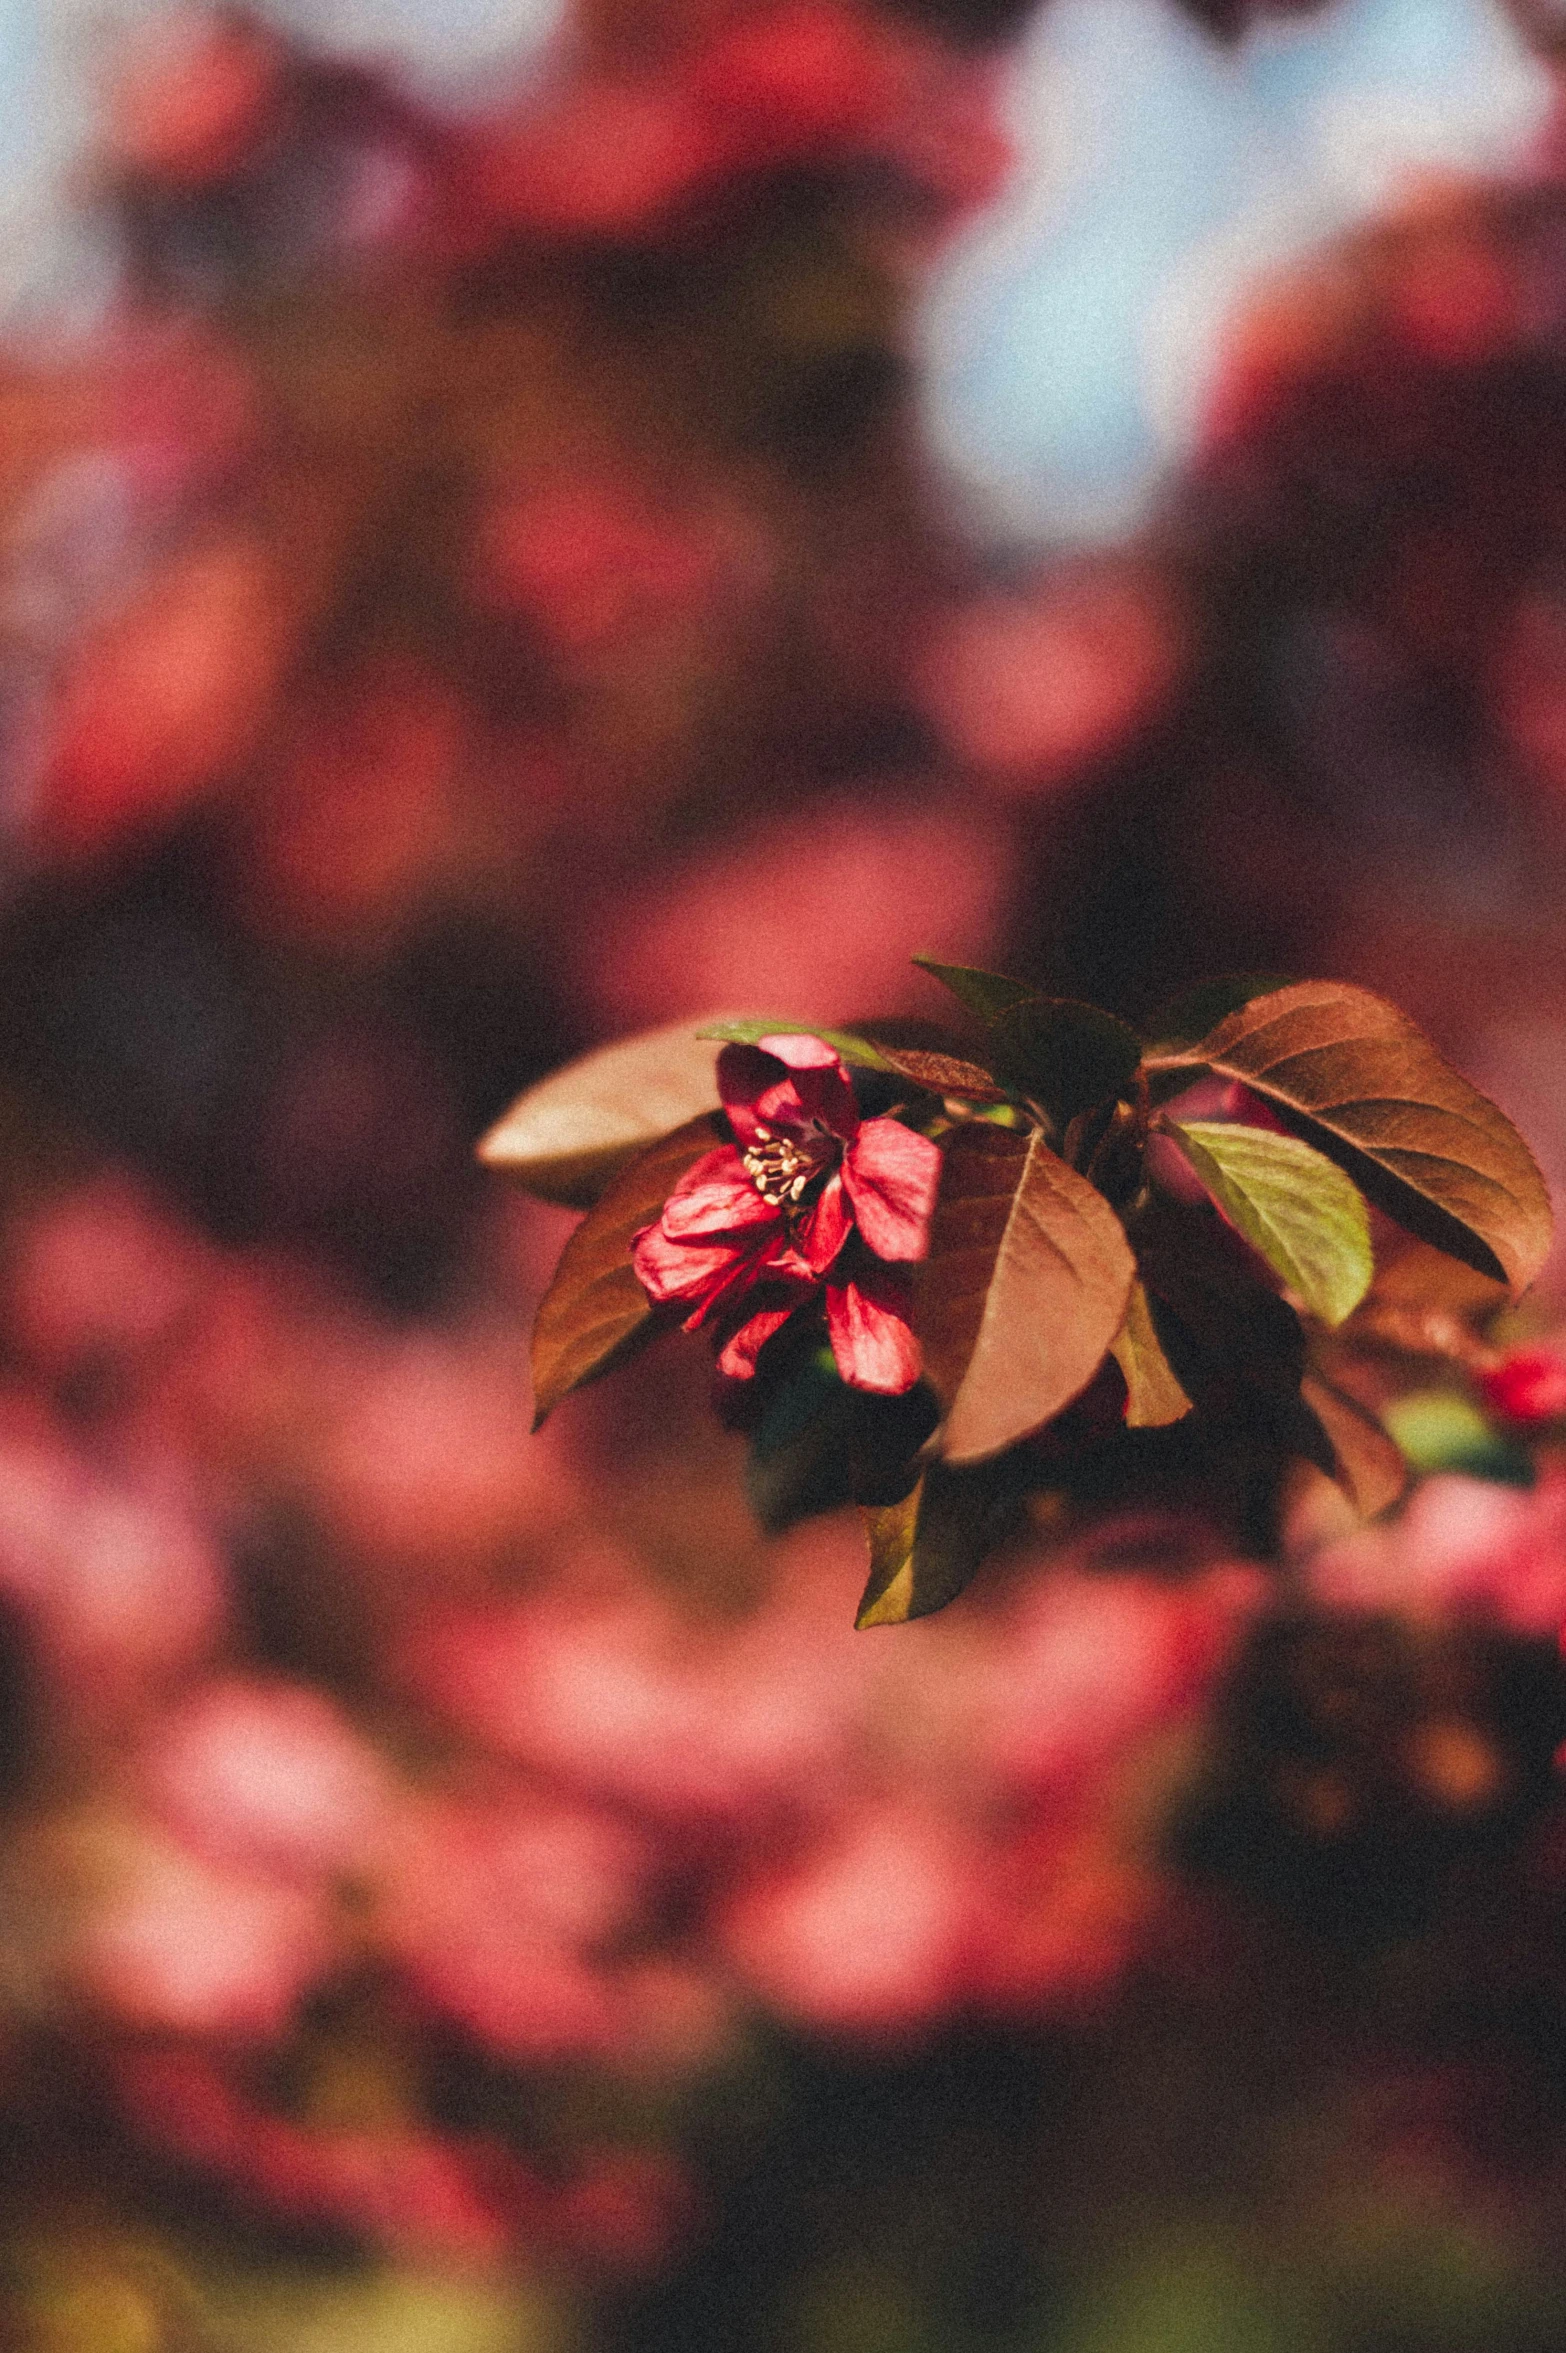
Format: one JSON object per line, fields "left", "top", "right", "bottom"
{"left": 480, "top": 1019, "right": 732, "bottom": 1207}
{"left": 1166, "top": 1119, "right": 1373, "bottom": 1326}
{"left": 1147, "top": 981, "right": 1553, "bottom": 1296}
{"left": 697, "top": 1019, "right": 894, "bottom": 1071}
{"left": 1110, "top": 1278, "right": 1193, "bottom": 1427}
{"left": 1297, "top": 1373, "right": 1408, "bottom": 1516}
{"left": 855, "top": 1461, "right": 1017, "bottom": 1626}
{"left": 911, "top": 957, "right": 1038, "bottom": 1023}
{"left": 530, "top": 1115, "right": 722, "bottom": 1423}
{"left": 918, "top": 1123, "right": 1135, "bottom": 1465}
{"left": 988, "top": 997, "right": 1144, "bottom": 1131}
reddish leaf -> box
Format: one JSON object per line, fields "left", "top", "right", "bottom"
{"left": 1338, "top": 1234, "right": 1506, "bottom": 1368}
{"left": 1148, "top": 981, "right": 1552, "bottom": 1296}
{"left": 480, "top": 1019, "right": 732, "bottom": 1208}
{"left": 1299, "top": 1373, "right": 1409, "bottom": 1518}
{"left": 917, "top": 1123, "right": 1135, "bottom": 1466}
{"left": 530, "top": 1114, "right": 724, "bottom": 1423}
{"left": 868, "top": 1044, "right": 1005, "bottom": 1100}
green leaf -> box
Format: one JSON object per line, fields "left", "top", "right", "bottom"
{"left": 988, "top": 997, "right": 1144, "bottom": 1130}
{"left": 1109, "top": 1279, "right": 1193, "bottom": 1427}
{"left": 529, "top": 1114, "right": 723, "bottom": 1423}
{"left": 1165, "top": 1120, "right": 1373, "bottom": 1327}
{"left": 918, "top": 1123, "right": 1136, "bottom": 1465}
{"left": 1146, "top": 981, "right": 1553, "bottom": 1297}
{"left": 911, "top": 957, "right": 1039, "bottom": 1024}
{"left": 1382, "top": 1391, "right": 1534, "bottom": 1485}
{"left": 696, "top": 1020, "right": 892, "bottom": 1071}
{"left": 1298, "top": 1373, "right": 1408, "bottom": 1516}
{"left": 855, "top": 1461, "right": 1019, "bottom": 1626}
{"left": 1144, "top": 974, "right": 1295, "bottom": 1051}
{"left": 480, "top": 1019, "right": 731, "bottom": 1208}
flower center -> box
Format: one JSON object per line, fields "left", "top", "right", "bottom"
{"left": 742, "top": 1123, "right": 835, "bottom": 1207}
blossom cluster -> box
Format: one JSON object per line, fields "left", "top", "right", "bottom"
{"left": 0, "top": 1166, "right": 1262, "bottom": 2264}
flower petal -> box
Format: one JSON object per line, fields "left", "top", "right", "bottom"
{"left": 632, "top": 1221, "right": 753, "bottom": 1307}
{"left": 719, "top": 1038, "right": 859, "bottom": 1146}
{"left": 717, "top": 1044, "right": 783, "bottom": 1146}
{"left": 756, "top": 1032, "right": 840, "bottom": 1068}
{"left": 661, "top": 1145, "right": 780, "bottom": 1238}
{"left": 843, "top": 1119, "right": 942, "bottom": 1261}
{"left": 715, "top": 1305, "right": 798, "bottom": 1380}
{"left": 826, "top": 1263, "right": 920, "bottom": 1394}
{"left": 797, "top": 1171, "right": 852, "bottom": 1275}
{"left": 764, "top": 1042, "right": 859, "bottom": 1143}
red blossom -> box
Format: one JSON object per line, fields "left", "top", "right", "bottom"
{"left": 631, "top": 1034, "right": 940, "bottom": 1394}
{"left": 1480, "top": 1345, "right": 1566, "bottom": 1425}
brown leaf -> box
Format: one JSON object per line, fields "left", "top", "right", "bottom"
{"left": 1341, "top": 1234, "right": 1506, "bottom": 1368}
{"left": 917, "top": 1123, "right": 1136, "bottom": 1466}
{"left": 1149, "top": 981, "right": 1552, "bottom": 1296}
{"left": 1110, "top": 1279, "right": 1193, "bottom": 1427}
{"left": 868, "top": 1045, "right": 1006, "bottom": 1099}
{"left": 480, "top": 1019, "right": 734, "bottom": 1208}
{"left": 530, "top": 1114, "right": 724, "bottom": 1423}
{"left": 1299, "top": 1373, "right": 1409, "bottom": 1518}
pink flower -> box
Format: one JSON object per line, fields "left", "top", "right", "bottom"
{"left": 631, "top": 1033, "right": 940, "bottom": 1394}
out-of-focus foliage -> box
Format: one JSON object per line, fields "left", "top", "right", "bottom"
{"left": 7, "top": 0, "right": 1566, "bottom": 2349}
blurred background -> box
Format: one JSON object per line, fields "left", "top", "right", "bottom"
{"left": 8, "top": 0, "right": 1566, "bottom": 2345}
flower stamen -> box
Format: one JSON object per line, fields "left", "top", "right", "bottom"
{"left": 742, "top": 1122, "right": 833, "bottom": 1207}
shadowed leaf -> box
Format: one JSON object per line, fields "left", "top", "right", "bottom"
{"left": 481, "top": 1019, "right": 732, "bottom": 1207}
{"left": 1133, "top": 1197, "right": 1306, "bottom": 1425}
{"left": 530, "top": 1115, "right": 723, "bottom": 1423}
{"left": 1148, "top": 981, "right": 1552, "bottom": 1296}
{"left": 856, "top": 1461, "right": 1018, "bottom": 1626}
{"left": 1145, "top": 973, "right": 1295, "bottom": 1050}
{"left": 1166, "top": 1119, "right": 1373, "bottom": 1327}
{"left": 1110, "top": 1279, "right": 1193, "bottom": 1427}
{"left": 918, "top": 1123, "right": 1136, "bottom": 1465}
{"left": 912, "top": 957, "right": 1038, "bottom": 1023}
{"left": 989, "top": 997, "right": 1143, "bottom": 1131}
{"left": 746, "top": 1348, "right": 938, "bottom": 1532}
{"left": 1298, "top": 1374, "right": 1408, "bottom": 1517}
